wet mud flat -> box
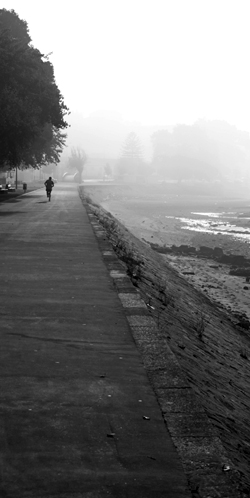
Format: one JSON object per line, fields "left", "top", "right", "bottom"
{"left": 82, "top": 183, "right": 250, "bottom": 493}
{"left": 93, "top": 184, "right": 250, "bottom": 330}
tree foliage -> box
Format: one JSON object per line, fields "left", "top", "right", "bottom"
{"left": 0, "top": 9, "right": 69, "bottom": 169}
{"left": 121, "top": 132, "right": 142, "bottom": 160}
{"left": 118, "top": 132, "right": 144, "bottom": 177}
{"left": 21, "top": 125, "right": 67, "bottom": 168}
{"left": 0, "top": 8, "right": 31, "bottom": 44}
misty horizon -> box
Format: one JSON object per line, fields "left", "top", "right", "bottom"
{"left": 3, "top": 0, "right": 250, "bottom": 135}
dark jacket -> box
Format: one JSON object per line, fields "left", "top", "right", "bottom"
{"left": 44, "top": 179, "right": 54, "bottom": 190}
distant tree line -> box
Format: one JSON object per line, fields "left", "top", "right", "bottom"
{"left": 151, "top": 120, "right": 250, "bottom": 182}
{"left": 117, "top": 121, "right": 250, "bottom": 183}
{"left": 0, "top": 9, "right": 69, "bottom": 171}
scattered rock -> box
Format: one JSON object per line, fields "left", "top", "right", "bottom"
{"left": 151, "top": 243, "right": 250, "bottom": 271}
{"left": 178, "top": 343, "right": 186, "bottom": 349}
{"left": 237, "top": 319, "right": 250, "bottom": 330}
{"left": 198, "top": 246, "right": 215, "bottom": 257}
{"left": 221, "top": 255, "right": 249, "bottom": 266}
{"left": 213, "top": 247, "right": 224, "bottom": 257}
{"left": 174, "top": 244, "right": 196, "bottom": 255}
{"left": 240, "top": 349, "right": 248, "bottom": 360}
{"left": 229, "top": 268, "right": 250, "bottom": 277}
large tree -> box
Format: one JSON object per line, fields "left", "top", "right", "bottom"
{"left": 0, "top": 9, "right": 69, "bottom": 169}
{"left": 121, "top": 132, "right": 142, "bottom": 161}
{"left": 118, "top": 132, "right": 143, "bottom": 177}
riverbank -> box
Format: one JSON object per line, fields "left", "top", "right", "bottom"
{"left": 82, "top": 182, "right": 250, "bottom": 328}
{"left": 81, "top": 183, "right": 250, "bottom": 493}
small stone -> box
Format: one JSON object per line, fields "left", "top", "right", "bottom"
{"left": 178, "top": 343, "right": 185, "bottom": 349}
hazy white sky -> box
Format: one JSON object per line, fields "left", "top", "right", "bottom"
{"left": 2, "top": 0, "right": 250, "bottom": 130}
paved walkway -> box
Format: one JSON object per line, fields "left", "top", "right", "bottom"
{"left": 0, "top": 183, "right": 190, "bottom": 497}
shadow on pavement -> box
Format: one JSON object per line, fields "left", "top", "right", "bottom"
{"left": 0, "top": 211, "right": 24, "bottom": 215}
{"left": 1, "top": 198, "right": 21, "bottom": 203}
{"left": 0, "top": 192, "right": 42, "bottom": 203}
{"left": 16, "top": 194, "right": 39, "bottom": 199}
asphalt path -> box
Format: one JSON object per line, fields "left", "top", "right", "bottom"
{"left": 0, "top": 183, "right": 190, "bottom": 497}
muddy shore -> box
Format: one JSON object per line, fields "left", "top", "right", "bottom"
{"left": 84, "top": 182, "right": 250, "bottom": 328}
{"left": 81, "top": 182, "right": 250, "bottom": 493}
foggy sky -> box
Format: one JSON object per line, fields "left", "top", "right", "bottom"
{"left": 2, "top": 0, "right": 250, "bottom": 133}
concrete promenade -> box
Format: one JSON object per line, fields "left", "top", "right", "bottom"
{"left": 0, "top": 183, "right": 190, "bottom": 497}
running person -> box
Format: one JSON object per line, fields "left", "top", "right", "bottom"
{"left": 44, "top": 177, "right": 54, "bottom": 201}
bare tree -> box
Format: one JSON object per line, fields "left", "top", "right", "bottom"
{"left": 67, "top": 147, "right": 87, "bottom": 182}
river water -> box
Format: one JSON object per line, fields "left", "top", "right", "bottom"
{"left": 167, "top": 210, "right": 250, "bottom": 243}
